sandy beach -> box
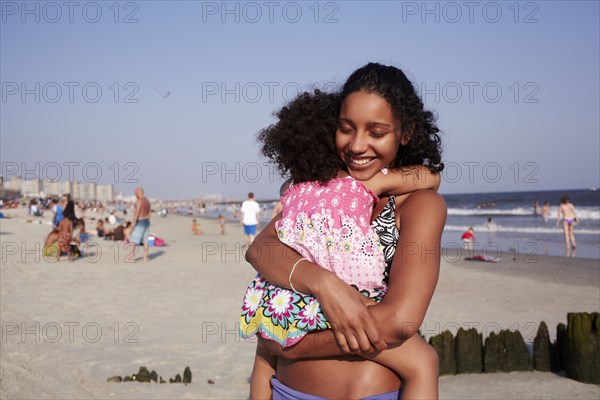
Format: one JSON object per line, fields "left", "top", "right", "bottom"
{"left": 1, "top": 208, "right": 599, "bottom": 399}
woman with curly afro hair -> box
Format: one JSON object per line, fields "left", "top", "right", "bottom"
{"left": 245, "top": 63, "right": 446, "bottom": 400}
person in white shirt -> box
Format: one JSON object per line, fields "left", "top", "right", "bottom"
{"left": 240, "top": 192, "right": 261, "bottom": 244}
{"left": 108, "top": 209, "right": 117, "bottom": 225}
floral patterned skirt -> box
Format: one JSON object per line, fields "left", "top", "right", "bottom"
{"left": 239, "top": 274, "right": 386, "bottom": 347}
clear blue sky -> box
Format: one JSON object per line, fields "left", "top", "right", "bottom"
{"left": 2, "top": 1, "right": 599, "bottom": 200}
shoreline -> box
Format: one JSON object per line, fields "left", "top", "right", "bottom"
{"left": 1, "top": 208, "right": 599, "bottom": 399}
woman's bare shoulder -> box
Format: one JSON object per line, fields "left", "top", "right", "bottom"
{"left": 396, "top": 190, "right": 447, "bottom": 214}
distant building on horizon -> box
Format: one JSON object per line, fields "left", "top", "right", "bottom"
{"left": 43, "top": 180, "right": 74, "bottom": 197}
{"left": 96, "top": 184, "right": 114, "bottom": 202}
{"left": 3, "top": 176, "right": 22, "bottom": 193}
{"left": 21, "top": 179, "right": 43, "bottom": 197}
{"left": 0, "top": 177, "right": 114, "bottom": 202}
{"left": 74, "top": 182, "right": 96, "bottom": 201}
{"left": 201, "top": 193, "right": 224, "bottom": 203}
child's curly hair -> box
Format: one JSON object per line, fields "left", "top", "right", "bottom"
{"left": 258, "top": 89, "right": 343, "bottom": 183}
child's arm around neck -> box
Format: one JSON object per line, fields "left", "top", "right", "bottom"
{"left": 361, "top": 165, "right": 441, "bottom": 196}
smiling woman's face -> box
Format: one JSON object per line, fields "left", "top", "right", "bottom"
{"left": 336, "top": 91, "right": 404, "bottom": 182}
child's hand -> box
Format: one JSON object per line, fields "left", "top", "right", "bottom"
{"left": 257, "top": 336, "right": 280, "bottom": 355}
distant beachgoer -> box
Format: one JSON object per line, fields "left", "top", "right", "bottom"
{"left": 461, "top": 227, "right": 475, "bottom": 250}
{"left": 112, "top": 224, "right": 125, "bottom": 241}
{"left": 124, "top": 221, "right": 133, "bottom": 242}
{"left": 42, "top": 228, "right": 60, "bottom": 259}
{"left": 271, "top": 200, "right": 283, "bottom": 218}
{"left": 129, "top": 187, "right": 151, "bottom": 262}
{"left": 108, "top": 210, "right": 118, "bottom": 225}
{"left": 51, "top": 198, "right": 64, "bottom": 227}
{"left": 486, "top": 217, "right": 497, "bottom": 231}
{"left": 240, "top": 192, "right": 260, "bottom": 244}
{"left": 541, "top": 201, "right": 550, "bottom": 225}
{"left": 271, "top": 180, "right": 291, "bottom": 218}
{"left": 72, "top": 219, "right": 82, "bottom": 246}
{"left": 533, "top": 199, "right": 539, "bottom": 217}
{"left": 218, "top": 214, "right": 226, "bottom": 235}
{"left": 30, "top": 200, "right": 43, "bottom": 217}
{"left": 57, "top": 202, "right": 76, "bottom": 261}
{"left": 192, "top": 219, "right": 204, "bottom": 236}
{"left": 96, "top": 219, "right": 106, "bottom": 237}
{"left": 557, "top": 195, "right": 578, "bottom": 254}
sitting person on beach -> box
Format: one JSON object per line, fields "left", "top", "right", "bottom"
{"left": 112, "top": 224, "right": 125, "bottom": 241}
{"left": 239, "top": 89, "right": 442, "bottom": 399}
{"left": 100, "top": 217, "right": 117, "bottom": 240}
{"left": 42, "top": 228, "right": 60, "bottom": 259}
{"left": 73, "top": 218, "right": 89, "bottom": 244}
{"left": 124, "top": 221, "right": 133, "bottom": 242}
{"left": 461, "top": 227, "right": 475, "bottom": 250}
{"left": 192, "top": 219, "right": 204, "bottom": 236}
{"left": 56, "top": 202, "right": 77, "bottom": 261}
{"left": 96, "top": 219, "right": 106, "bottom": 238}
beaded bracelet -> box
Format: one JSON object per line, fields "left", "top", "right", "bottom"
{"left": 288, "top": 257, "right": 310, "bottom": 296}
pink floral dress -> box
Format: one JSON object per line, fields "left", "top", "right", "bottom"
{"left": 240, "top": 177, "right": 387, "bottom": 347}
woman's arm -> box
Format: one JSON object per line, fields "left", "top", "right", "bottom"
{"left": 368, "top": 190, "right": 447, "bottom": 344}
{"left": 246, "top": 216, "right": 387, "bottom": 353}
{"left": 263, "top": 190, "right": 447, "bottom": 359}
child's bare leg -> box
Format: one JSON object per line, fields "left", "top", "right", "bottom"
{"left": 363, "top": 334, "right": 439, "bottom": 400}
{"left": 250, "top": 341, "right": 277, "bottom": 400}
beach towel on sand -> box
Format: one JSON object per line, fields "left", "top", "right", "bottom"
{"left": 148, "top": 235, "right": 166, "bottom": 247}
{"left": 465, "top": 254, "right": 500, "bottom": 263}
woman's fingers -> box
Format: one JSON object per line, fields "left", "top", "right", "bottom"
{"left": 331, "top": 310, "right": 385, "bottom": 354}
{"left": 345, "top": 334, "right": 361, "bottom": 354}
{"left": 314, "top": 274, "right": 388, "bottom": 353}
{"left": 333, "top": 330, "right": 351, "bottom": 353}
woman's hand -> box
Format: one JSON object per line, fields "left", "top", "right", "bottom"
{"left": 312, "top": 274, "right": 387, "bottom": 354}
{"left": 247, "top": 214, "right": 386, "bottom": 355}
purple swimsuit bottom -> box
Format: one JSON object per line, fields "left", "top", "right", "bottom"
{"left": 271, "top": 377, "right": 401, "bottom": 400}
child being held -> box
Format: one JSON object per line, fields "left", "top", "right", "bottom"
{"left": 239, "top": 90, "right": 442, "bottom": 399}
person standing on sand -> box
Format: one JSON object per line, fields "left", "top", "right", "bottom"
{"left": 129, "top": 187, "right": 151, "bottom": 262}
{"left": 51, "top": 198, "right": 64, "bottom": 227}
{"left": 240, "top": 192, "right": 260, "bottom": 244}
{"left": 557, "top": 195, "right": 578, "bottom": 256}
{"left": 218, "top": 214, "right": 226, "bottom": 235}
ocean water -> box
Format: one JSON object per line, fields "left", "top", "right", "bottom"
{"left": 186, "top": 188, "right": 600, "bottom": 260}
{"left": 441, "top": 189, "right": 600, "bottom": 260}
